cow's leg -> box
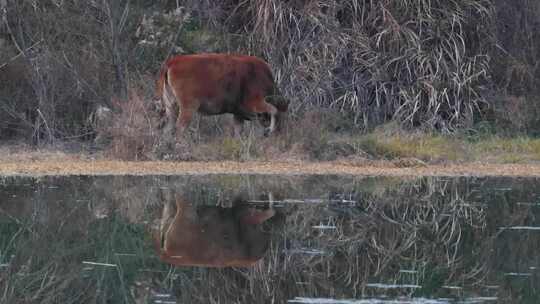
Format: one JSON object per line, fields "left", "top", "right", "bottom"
{"left": 175, "top": 194, "right": 197, "bottom": 220}
{"left": 154, "top": 102, "right": 178, "bottom": 158}
{"left": 164, "top": 104, "right": 178, "bottom": 144}
{"left": 175, "top": 105, "right": 196, "bottom": 142}
{"left": 232, "top": 115, "right": 244, "bottom": 137}
{"left": 246, "top": 97, "right": 278, "bottom": 136}
{"left": 159, "top": 83, "right": 179, "bottom": 148}
{"left": 160, "top": 197, "right": 177, "bottom": 250}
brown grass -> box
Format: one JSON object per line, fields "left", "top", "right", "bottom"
{"left": 0, "top": 141, "right": 94, "bottom": 162}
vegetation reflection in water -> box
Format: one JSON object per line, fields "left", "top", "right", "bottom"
{"left": 0, "top": 175, "right": 539, "bottom": 303}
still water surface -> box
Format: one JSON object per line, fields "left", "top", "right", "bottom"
{"left": 0, "top": 175, "right": 539, "bottom": 303}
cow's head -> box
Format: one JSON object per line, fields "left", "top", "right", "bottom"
{"left": 261, "top": 95, "right": 289, "bottom": 135}
{"left": 259, "top": 112, "right": 287, "bottom": 135}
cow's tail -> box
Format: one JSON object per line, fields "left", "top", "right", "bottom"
{"left": 155, "top": 61, "right": 169, "bottom": 102}
{"left": 154, "top": 61, "right": 170, "bottom": 127}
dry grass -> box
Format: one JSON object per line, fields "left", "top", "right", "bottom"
{"left": 357, "top": 133, "right": 462, "bottom": 162}
{"left": 4, "top": 117, "right": 540, "bottom": 175}
{"left": 193, "top": 0, "right": 493, "bottom": 130}
{"left": 472, "top": 136, "right": 540, "bottom": 162}
{"left": 103, "top": 91, "right": 158, "bottom": 160}
{"left": 0, "top": 141, "right": 94, "bottom": 162}
{"left": 1, "top": 159, "right": 540, "bottom": 177}
{"left": 2, "top": 0, "right": 540, "bottom": 147}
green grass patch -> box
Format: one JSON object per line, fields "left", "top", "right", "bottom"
{"left": 473, "top": 137, "right": 540, "bottom": 158}
{"left": 355, "top": 130, "right": 540, "bottom": 163}
{"left": 356, "top": 133, "right": 462, "bottom": 162}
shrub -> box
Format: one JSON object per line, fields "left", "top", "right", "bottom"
{"left": 2, "top": 0, "right": 540, "bottom": 148}
{"left": 191, "top": 0, "right": 492, "bottom": 130}
{"left": 102, "top": 91, "right": 158, "bottom": 160}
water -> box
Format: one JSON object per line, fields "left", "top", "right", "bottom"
{"left": 0, "top": 175, "right": 539, "bottom": 303}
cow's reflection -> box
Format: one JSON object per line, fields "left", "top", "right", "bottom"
{"left": 155, "top": 194, "right": 275, "bottom": 267}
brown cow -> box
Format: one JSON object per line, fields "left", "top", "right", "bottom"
{"left": 155, "top": 53, "right": 288, "bottom": 142}
{"left": 155, "top": 195, "right": 275, "bottom": 267}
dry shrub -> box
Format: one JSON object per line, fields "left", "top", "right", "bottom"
{"left": 486, "top": 0, "right": 540, "bottom": 135}
{"left": 487, "top": 95, "right": 540, "bottom": 135}
{"left": 4, "top": 0, "right": 540, "bottom": 149}
{"left": 133, "top": 6, "right": 200, "bottom": 71}
{"left": 189, "top": 115, "right": 231, "bottom": 140}
{"left": 294, "top": 110, "right": 330, "bottom": 154}
{"left": 0, "top": 58, "right": 33, "bottom": 140}
{"left": 154, "top": 113, "right": 293, "bottom": 161}
{"left": 0, "top": 1, "right": 193, "bottom": 144}
{"left": 169, "top": 123, "right": 262, "bottom": 161}
{"left": 190, "top": 0, "right": 493, "bottom": 131}
{"left": 491, "top": 0, "right": 540, "bottom": 96}
{"left": 103, "top": 91, "right": 157, "bottom": 160}
{"left": 1, "top": 1, "right": 125, "bottom": 143}
{"left": 269, "top": 109, "right": 357, "bottom": 161}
